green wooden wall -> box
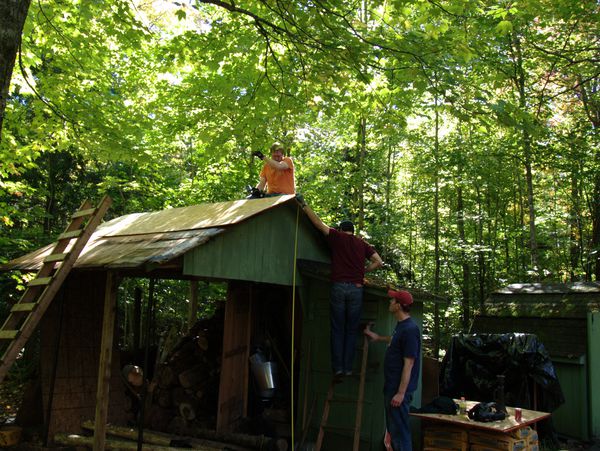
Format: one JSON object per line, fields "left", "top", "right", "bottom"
{"left": 296, "top": 276, "right": 423, "bottom": 450}
{"left": 552, "top": 356, "right": 589, "bottom": 440}
{"left": 183, "top": 204, "right": 329, "bottom": 285}
{"left": 588, "top": 311, "right": 600, "bottom": 438}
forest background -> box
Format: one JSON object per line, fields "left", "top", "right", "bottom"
{"left": 0, "top": 0, "right": 599, "bottom": 358}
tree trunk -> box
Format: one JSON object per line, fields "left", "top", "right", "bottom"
{"left": 576, "top": 78, "right": 600, "bottom": 279}
{"left": 0, "top": 0, "right": 31, "bottom": 141}
{"left": 357, "top": 116, "right": 367, "bottom": 232}
{"left": 433, "top": 90, "right": 441, "bottom": 359}
{"left": 512, "top": 33, "right": 540, "bottom": 277}
{"left": 456, "top": 186, "right": 471, "bottom": 330}
{"left": 569, "top": 167, "right": 582, "bottom": 281}
{"left": 475, "top": 185, "right": 485, "bottom": 308}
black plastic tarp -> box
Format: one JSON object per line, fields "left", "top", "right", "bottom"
{"left": 439, "top": 333, "right": 565, "bottom": 413}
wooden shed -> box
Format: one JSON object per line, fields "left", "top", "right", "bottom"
{"left": 472, "top": 282, "right": 600, "bottom": 440}
{"left": 1, "top": 195, "right": 435, "bottom": 450}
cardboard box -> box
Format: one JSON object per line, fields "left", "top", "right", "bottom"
{"left": 470, "top": 431, "right": 527, "bottom": 451}
{"left": 424, "top": 426, "right": 469, "bottom": 442}
{"left": 424, "top": 436, "right": 469, "bottom": 451}
{"left": 510, "top": 426, "right": 533, "bottom": 439}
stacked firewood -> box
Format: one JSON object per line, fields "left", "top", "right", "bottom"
{"left": 145, "top": 315, "right": 223, "bottom": 433}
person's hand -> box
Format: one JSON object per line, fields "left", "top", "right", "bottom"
{"left": 252, "top": 150, "right": 265, "bottom": 160}
{"left": 295, "top": 193, "right": 306, "bottom": 208}
{"left": 364, "top": 328, "right": 378, "bottom": 341}
{"left": 391, "top": 392, "right": 405, "bottom": 407}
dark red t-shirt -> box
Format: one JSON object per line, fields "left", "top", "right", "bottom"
{"left": 327, "top": 228, "right": 376, "bottom": 284}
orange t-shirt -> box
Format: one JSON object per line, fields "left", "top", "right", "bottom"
{"left": 259, "top": 157, "right": 296, "bottom": 194}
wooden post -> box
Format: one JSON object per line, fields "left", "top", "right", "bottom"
{"left": 92, "top": 271, "right": 119, "bottom": 451}
{"left": 133, "top": 287, "right": 142, "bottom": 349}
{"left": 187, "top": 280, "right": 199, "bottom": 331}
{"left": 242, "top": 284, "right": 253, "bottom": 417}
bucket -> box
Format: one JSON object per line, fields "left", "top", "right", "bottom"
{"left": 251, "top": 361, "right": 277, "bottom": 398}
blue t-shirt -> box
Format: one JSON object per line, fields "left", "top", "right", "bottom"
{"left": 383, "top": 317, "right": 421, "bottom": 396}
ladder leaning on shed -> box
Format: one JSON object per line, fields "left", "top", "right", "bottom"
{"left": 0, "top": 195, "right": 112, "bottom": 384}
{"left": 315, "top": 334, "right": 370, "bottom": 451}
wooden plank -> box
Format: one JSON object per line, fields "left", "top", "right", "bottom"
{"left": 81, "top": 421, "right": 252, "bottom": 451}
{"left": 242, "top": 284, "right": 252, "bottom": 419}
{"left": 216, "top": 283, "right": 252, "bottom": 433}
{"left": 353, "top": 335, "right": 369, "bottom": 451}
{"left": 10, "top": 303, "right": 36, "bottom": 313}
{"left": 92, "top": 271, "right": 119, "bottom": 451}
{"left": 27, "top": 277, "right": 52, "bottom": 287}
{"left": 410, "top": 401, "right": 550, "bottom": 433}
{"left": 58, "top": 229, "right": 83, "bottom": 240}
{"left": 55, "top": 433, "right": 186, "bottom": 450}
{"left": 187, "top": 280, "right": 199, "bottom": 331}
{"left": 71, "top": 207, "right": 97, "bottom": 218}
{"left": 43, "top": 253, "right": 68, "bottom": 263}
{"left": 315, "top": 380, "right": 336, "bottom": 450}
{"left": 0, "top": 330, "right": 18, "bottom": 340}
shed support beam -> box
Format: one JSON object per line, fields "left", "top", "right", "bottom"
{"left": 93, "top": 271, "right": 120, "bottom": 451}
{"left": 187, "top": 280, "right": 199, "bottom": 331}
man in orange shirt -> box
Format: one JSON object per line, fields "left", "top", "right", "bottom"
{"left": 253, "top": 142, "right": 296, "bottom": 195}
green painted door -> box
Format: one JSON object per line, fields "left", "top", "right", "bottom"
{"left": 552, "top": 356, "right": 589, "bottom": 439}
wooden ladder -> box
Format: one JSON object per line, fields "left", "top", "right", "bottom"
{"left": 315, "top": 334, "right": 370, "bottom": 451}
{"left": 0, "top": 195, "right": 112, "bottom": 383}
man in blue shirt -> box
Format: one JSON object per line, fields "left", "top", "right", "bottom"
{"left": 364, "top": 289, "right": 421, "bottom": 451}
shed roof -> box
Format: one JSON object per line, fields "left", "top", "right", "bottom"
{"left": 2, "top": 195, "right": 295, "bottom": 272}
{"left": 494, "top": 282, "right": 600, "bottom": 295}
{"left": 483, "top": 281, "right": 600, "bottom": 318}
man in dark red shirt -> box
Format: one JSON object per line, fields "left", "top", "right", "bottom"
{"left": 298, "top": 196, "right": 383, "bottom": 376}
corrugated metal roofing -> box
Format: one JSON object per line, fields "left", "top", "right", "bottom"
{"left": 2, "top": 195, "right": 295, "bottom": 272}
{"left": 494, "top": 281, "right": 600, "bottom": 295}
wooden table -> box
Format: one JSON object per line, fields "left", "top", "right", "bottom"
{"left": 410, "top": 400, "right": 550, "bottom": 433}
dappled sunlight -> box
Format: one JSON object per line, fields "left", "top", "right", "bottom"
{"left": 103, "top": 195, "right": 294, "bottom": 236}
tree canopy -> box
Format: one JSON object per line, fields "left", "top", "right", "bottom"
{"left": 1, "top": 0, "right": 599, "bottom": 348}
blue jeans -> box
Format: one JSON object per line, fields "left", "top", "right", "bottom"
{"left": 330, "top": 282, "right": 363, "bottom": 373}
{"left": 384, "top": 392, "right": 413, "bottom": 451}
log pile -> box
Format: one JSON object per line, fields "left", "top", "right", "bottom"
{"left": 56, "top": 422, "right": 288, "bottom": 450}
{"left": 143, "top": 315, "right": 224, "bottom": 432}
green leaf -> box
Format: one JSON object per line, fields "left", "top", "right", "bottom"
{"left": 496, "top": 20, "right": 513, "bottom": 35}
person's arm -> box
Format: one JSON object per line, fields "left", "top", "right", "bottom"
{"left": 366, "top": 252, "right": 383, "bottom": 272}
{"left": 390, "top": 357, "right": 415, "bottom": 407}
{"left": 363, "top": 326, "right": 391, "bottom": 344}
{"left": 256, "top": 175, "right": 267, "bottom": 192}
{"left": 264, "top": 156, "right": 290, "bottom": 170}
{"left": 295, "top": 195, "right": 330, "bottom": 236}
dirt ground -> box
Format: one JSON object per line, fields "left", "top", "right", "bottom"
{"left": 2, "top": 381, "right": 599, "bottom": 451}
{"left": 556, "top": 438, "right": 600, "bottom": 451}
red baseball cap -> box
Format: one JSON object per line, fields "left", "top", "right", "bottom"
{"left": 387, "top": 289, "right": 413, "bottom": 306}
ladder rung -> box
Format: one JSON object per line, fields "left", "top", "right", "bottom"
{"left": 330, "top": 396, "right": 370, "bottom": 404}
{"left": 11, "top": 303, "right": 36, "bottom": 313}
{"left": 44, "top": 253, "right": 68, "bottom": 263}
{"left": 28, "top": 277, "right": 53, "bottom": 287}
{"left": 71, "top": 207, "right": 96, "bottom": 219}
{"left": 0, "top": 330, "right": 19, "bottom": 340}
{"left": 322, "top": 424, "right": 356, "bottom": 433}
{"left": 58, "top": 230, "right": 82, "bottom": 240}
